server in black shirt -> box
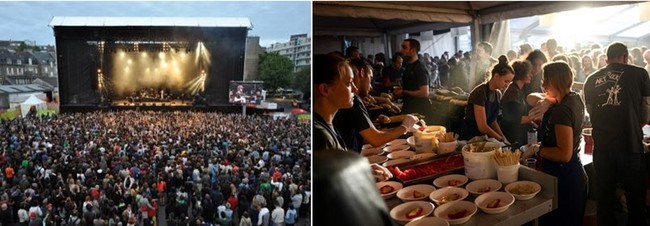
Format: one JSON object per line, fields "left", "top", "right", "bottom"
{"left": 313, "top": 54, "right": 356, "bottom": 151}
{"left": 537, "top": 62, "right": 587, "bottom": 226}
{"left": 584, "top": 42, "right": 650, "bottom": 226}
{"left": 334, "top": 58, "right": 418, "bottom": 152}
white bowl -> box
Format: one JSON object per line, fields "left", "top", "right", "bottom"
{"left": 366, "top": 155, "right": 388, "bottom": 165}
{"left": 407, "top": 136, "right": 416, "bottom": 148}
{"left": 428, "top": 186, "right": 469, "bottom": 206}
{"left": 376, "top": 181, "right": 403, "bottom": 199}
{"left": 465, "top": 179, "right": 503, "bottom": 196}
{"left": 433, "top": 174, "right": 469, "bottom": 188}
{"left": 387, "top": 138, "right": 408, "bottom": 146}
{"left": 505, "top": 181, "right": 542, "bottom": 200}
{"left": 405, "top": 217, "right": 449, "bottom": 226}
{"left": 383, "top": 158, "right": 411, "bottom": 167}
{"left": 384, "top": 144, "right": 411, "bottom": 153}
{"left": 361, "top": 147, "right": 384, "bottom": 157}
{"left": 397, "top": 184, "right": 437, "bottom": 202}
{"left": 437, "top": 140, "right": 458, "bottom": 155}
{"left": 390, "top": 201, "right": 435, "bottom": 225}
{"left": 388, "top": 150, "right": 416, "bottom": 159}
{"left": 474, "top": 191, "right": 515, "bottom": 214}
{"left": 433, "top": 200, "right": 477, "bottom": 225}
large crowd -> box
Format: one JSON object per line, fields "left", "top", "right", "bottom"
{"left": 0, "top": 111, "right": 311, "bottom": 226}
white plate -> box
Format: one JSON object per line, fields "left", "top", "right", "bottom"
{"left": 505, "top": 181, "right": 541, "bottom": 200}
{"left": 397, "top": 184, "right": 437, "bottom": 202}
{"left": 405, "top": 217, "right": 449, "bottom": 226}
{"left": 387, "top": 138, "right": 408, "bottom": 146}
{"left": 433, "top": 174, "right": 469, "bottom": 188}
{"left": 407, "top": 136, "right": 416, "bottom": 148}
{"left": 377, "top": 181, "right": 403, "bottom": 199}
{"left": 433, "top": 200, "right": 477, "bottom": 225}
{"left": 363, "top": 143, "right": 384, "bottom": 150}
{"left": 474, "top": 191, "right": 515, "bottom": 214}
{"left": 384, "top": 144, "right": 411, "bottom": 153}
{"left": 366, "top": 155, "right": 388, "bottom": 165}
{"left": 390, "top": 201, "right": 435, "bottom": 225}
{"left": 383, "top": 158, "right": 412, "bottom": 167}
{"left": 465, "top": 179, "right": 503, "bottom": 196}
{"left": 361, "top": 147, "right": 384, "bottom": 157}
{"left": 387, "top": 150, "right": 416, "bottom": 159}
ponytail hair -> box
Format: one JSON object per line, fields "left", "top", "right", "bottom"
{"left": 491, "top": 55, "right": 514, "bottom": 78}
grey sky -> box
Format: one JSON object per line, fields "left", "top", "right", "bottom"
{"left": 0, "top": 1, "right": 311, "bottom": 47}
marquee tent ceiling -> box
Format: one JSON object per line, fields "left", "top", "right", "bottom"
{"left": 314, "top": 1, "right": 642, "bottom": 37}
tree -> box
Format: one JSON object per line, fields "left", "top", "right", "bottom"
{"left": 292, "top": 67, "right": 310, "bottom": 94}
{"left": 258, "top": 52, "right": 294, "bottom": 91}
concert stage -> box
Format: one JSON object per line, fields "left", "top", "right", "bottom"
{"left": 50, "top": 17, "right": 251, "bottom": 112}
{"left": 111, "top": 100, "right": 193, "bottom": 107}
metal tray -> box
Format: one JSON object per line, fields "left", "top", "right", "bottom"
{"left": 391, "top": 152, "right": 465, "bottom": 185}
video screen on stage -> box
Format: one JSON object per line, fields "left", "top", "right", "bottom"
{"left": 229, "top": 81, "right": 264, "bottom": 104}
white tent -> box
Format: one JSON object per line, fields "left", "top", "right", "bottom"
{"left": 19, "top": 94, "right": 46, "bottom": 117}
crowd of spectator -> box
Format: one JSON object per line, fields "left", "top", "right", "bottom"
{"left": 0, "top": 111, "right": 311, "bottom": 226}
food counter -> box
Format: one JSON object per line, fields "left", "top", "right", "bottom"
{"left": 384, "top": 166, "right": 557, "bottom": 225}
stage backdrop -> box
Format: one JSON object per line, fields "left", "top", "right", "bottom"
{"left": 50, "top": 17, "right": 251, "bottom": 110}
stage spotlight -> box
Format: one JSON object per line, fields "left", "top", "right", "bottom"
{"left": 159, "top": 52, "right": 165, "bottom": 59}
{"left": 127, "top": 59, "right": 132, "bottom": 65}
{"left": 97, "top": 69, "right": 102, "bottom": 73}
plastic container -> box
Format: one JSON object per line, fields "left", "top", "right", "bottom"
{"left": 496, "top": 163, "right": 519, "bottom": 184}
{"left": 414, "top": 126, "right": 445, "bottom": 154}
{"left": 461, "top": 142, "right": 499, "bottom": 180}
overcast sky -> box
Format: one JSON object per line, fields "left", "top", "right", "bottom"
{"left": 0, "top": 1, "right": 311, "bottom": 47}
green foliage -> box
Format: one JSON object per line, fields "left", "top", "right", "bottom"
{"left": 17, "top": 42, "right": 39, "bottom": 52}
{"left": 292, "top": 67, "right": 311, "bottom": 93}
{"left": 0, "top": 110, "right": 17, "bottom": 121}
{"left": 258, "top": 52, "right": 294, "bottom": 91}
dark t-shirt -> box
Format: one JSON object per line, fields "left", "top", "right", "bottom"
{"left": 584, "top": 63, "right": 650, "bottom": 153}
{"left": 461, "top": 83, "right": 502, "bottom": 139}
{"left": 523, "top": 71, "right": 544, "bottom": 97}
{"left": 540, "top": 93, "right": 584, "bottom": 155}
{"left": 402, "top": 59, "right": 432, "bottom": 118}
{"left": 500, "top": 83, "right": 529, "bottom": 146}
{"left": 313, "top": 112, "right": 347, "bottom": 152}
{"left": 382, "top": 66, "right": 404, "bottom": 83}
{"left": 333, "top": 95, "right": 373, "bottom": 152}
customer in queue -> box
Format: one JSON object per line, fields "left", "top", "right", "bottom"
{"left": 584, "top": 42, "right": 650, "bottom": 226}
{"left": 537, "top": 61, "right": 587, "bottom": 226}
{"left": 460, "top": 55, "right": 513, "bottom": 143}
{"left": 333, "top": 58, "right": 418, "bottom": 151}
{"left": 500, "top": 60, "right": 537, "bottom": 146}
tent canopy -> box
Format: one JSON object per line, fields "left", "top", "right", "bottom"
{"left": 21, "top": 94, "right": 45, "bottom": 105}
{"left": 314, "top": 1, "right": 639, "bottom": 37}
{"left": 19, "top": 94, "right": 46, "bottom": 117}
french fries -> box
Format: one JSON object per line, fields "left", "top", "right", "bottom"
{"left": 436, "top": 132, "right": 458, "bottom": 142}
{"left": 493, "top": 148, "right": 521, "bottom": 166}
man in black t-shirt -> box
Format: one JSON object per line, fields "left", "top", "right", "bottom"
{"left": 334, "top": 59, "right": 418, "bottom": 152}
{"left": 584, "top": 42, "right": 650, "bottom": 226}
{"left": 396, "top": 39, "right": 433, "bottom": 124}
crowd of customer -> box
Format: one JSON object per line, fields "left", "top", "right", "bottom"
{"left": 0, "top": 110, "right": 311, "bottom": 226}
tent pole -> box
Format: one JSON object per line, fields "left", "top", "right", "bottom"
{"left": 470, "top": 16, "right": 480, "bottom": 51}
{"left": 383, "top": 33, "right": 389, "bottom": 58}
